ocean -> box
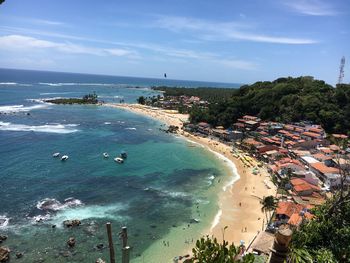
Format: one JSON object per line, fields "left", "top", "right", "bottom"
{"left": 0, "top": 68, "right": 241, "bottom": 262}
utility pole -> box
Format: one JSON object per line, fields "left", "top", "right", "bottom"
{"left": 338, "top": 56, "right": 345, "bottom": 84}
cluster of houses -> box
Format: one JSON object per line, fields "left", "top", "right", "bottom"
{"left": 154, "top": 95, "right": 209, "bottom": 111}
{"left": 184, "top": 115, "right": 350, "bottom": 229}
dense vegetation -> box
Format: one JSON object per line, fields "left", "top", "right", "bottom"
{"left": 191, "top": 234, "right": 255, "bottom": 263}
{"left": 291, "top": 194, "right": 350, "bottom": 262}
{"left": 46, "top": 92, "right": 98, "bottom": 104}
{"left": 152, "top": 86, "right": 238, "bottom": 102}
{"left": 182, "top": 77, "right": 350, "bottom": 134}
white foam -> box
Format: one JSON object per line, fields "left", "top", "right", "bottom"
{"left": 210, "top": 209, "right": 222, "bottom": 231}
{"left": 183, "top": 138, "right": 240, "bottom": 191}
{"left": 0, "top": 82, "right": 32, "bottom": 87}
{"left": 39, "top": 82, "right": 117, "bottom": 87}
{"left": 0, "top": 104, "right": 49, "bottom": 113}
{"left": 162, "top": 190, "right": 190, "bottom": 199}
{"left": 36, "top": 198, "right": 83, "bottom": 211}
{"left": 0, "top": 215, "right": 10, "bottom": 228}
{"left": 0, "top": 121, "right": 79, "bottom": 134}
{"left": 125, "top": 127, "right": 137, "bottom": 130}
{"left": 50, "top": 203, "right": 128, "bottom": 226}
{"left": 104, "top": 122, "right": 111, "bottom": 125}
{"left": 0, "top": 82, "right": 17, "bottom": 85}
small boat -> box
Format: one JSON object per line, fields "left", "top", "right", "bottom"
{"left": 120, "top": 151, "right": 127, "bottom": 159}
{"left": 114, "top": 157, "right": 124, "bottom": 163}
{"left": 61, "top": 155, "right": 69, "bottom": 161}
{"left": 103, "top": 152, "right": 109, "bottom": 158}
{"left": 52, "top": 152, "right": 60, "bottom": 157}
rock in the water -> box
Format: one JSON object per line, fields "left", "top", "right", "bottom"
{"left": 0, "top": 236, "right": 7, "bottom": 244}
{"left": 95, "top": 258, "right": 106, "bottom": 263}
{"left": 0, "top": 246, "right": 10, "bottom": 262}
{"left": 63, "top": 219, "right": 81, "bottom": 228}
{"left": 15, "top": 252, "right": 23, "bottom": 259}
{"left": 67, "top": 237, "right": 76, "bottom": 248}
{"left": 96, "top": 243, "right": 104, "bottom": 250}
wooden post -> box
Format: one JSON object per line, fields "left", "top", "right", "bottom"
{"left": 121, "top": 226, "right": 128, "bottom": 248}
{"left": 106, "top": 222, "right": 116, "bottom": 263}
{"left": 122, "top": 246, "right": 131, "bottom": 263}
{"left": 120, "top": 226, "right": 129, "bottom": 263}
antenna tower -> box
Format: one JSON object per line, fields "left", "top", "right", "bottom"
{"left": 338, "top": 56, "right": 345, "bottom": 84}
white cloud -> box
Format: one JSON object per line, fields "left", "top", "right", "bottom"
{"left": 154, "top": 15, "right": 317, "bottom": 44}
{"left": 284, "top": 0, "right": 338, "bottom": 16}
{"left": 0, "top": 35, "right": 137, "bottom": 57}
{"left": 29, "top": 18, "right": 65, "bottom": 26}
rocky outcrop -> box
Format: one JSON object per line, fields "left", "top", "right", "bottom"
{"left": 67, "top": 237, "right": 76, "bottom": 248}
{"left": 0, "top": 246, "right": 10, "bottom": 262}
{"left": 63, "top": 219, "right": 81, "bottom": 228}
{"left": 95, "top": 258, "right": 106, "bottom": 263}
{"left": 0, "top": 236, "right": 7, "bottom": 244}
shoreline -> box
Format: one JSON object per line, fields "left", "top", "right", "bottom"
{"left": 105, "top": 103, "right": 276, "bottom": 258}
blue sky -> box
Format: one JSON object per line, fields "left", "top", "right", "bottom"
{"left": 0, "top": 0, "right": 349, "bottom": 85}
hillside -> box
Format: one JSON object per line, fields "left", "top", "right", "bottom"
{"left": 189, "top": 76, "right": 350, "bottom": 134}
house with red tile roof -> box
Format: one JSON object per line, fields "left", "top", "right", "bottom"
{"left": 290, "top": 178, "right": 321, "bottom": 196}
{"left": 275, "top": 202, "right": 305, "bottom": 225}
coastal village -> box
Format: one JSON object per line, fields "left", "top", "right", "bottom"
{"left": 135, "top": 92, "right": 350, "bottom": 259}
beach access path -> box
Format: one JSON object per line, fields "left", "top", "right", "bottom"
{"left": 105, "top": 103, "right": 276, "bottom": 247}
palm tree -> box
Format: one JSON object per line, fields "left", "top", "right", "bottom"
{"left": 260, "top": 195, "right": 278, "bottom": 226}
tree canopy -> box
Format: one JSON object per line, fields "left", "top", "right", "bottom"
{"left": 186, "top": 77, "right": 350, "bottom": 134}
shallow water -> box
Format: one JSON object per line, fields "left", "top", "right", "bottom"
{"left": 0, "top": 69, "right": 239, "bottom": 262}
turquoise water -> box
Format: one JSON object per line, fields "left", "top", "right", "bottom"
{"left": 0, "top": 69, "right": 238, "bottom": 262}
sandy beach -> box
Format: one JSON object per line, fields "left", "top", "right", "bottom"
{"left": 105, "top": 103, "right": 276, "bottom": 252}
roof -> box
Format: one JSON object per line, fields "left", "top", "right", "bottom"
{"left": 234, "top": 122, "right": 245, "bottom": 128}
{"left": 308, "top": 127, "right": 323, "bottom": 134}
{"left": 329, "top": 144, "right": 340, "bottom": 151}
{"left": 198, "top": 122, "right": 210, "bottom": 127}
{"left": 245, "top": 120, "right": 259, "bottom": 125}
{"left": 301, "top": 156, "right": 319, "bottom": 164}
{"left": 276, "top": 202, "right": 304, "bottom": 218}
{"left": 250, "top": 231, "right": 275, "bottom": 255}
{"left": 319, "top": 147, "right": 332, "bottom": 154}
{"left": 310, "top": 162, "right": 340, "bottom": 174}
{"left": 333, "top": 134, "right": 348, "bottom": 139}
{"left": 290, "top": 178, "right": 321, "bottom": 191}
{"left": 288, "top": 213, "right": 303, "bottom": 226}
{"left": 302, "top": 131, "right": 321, "bottom": 138}
{"left": 312, "top": 153, "right": 332, "bottom": 161}
{"left": 243, "top": 115, "right": 258, "bottom": 120}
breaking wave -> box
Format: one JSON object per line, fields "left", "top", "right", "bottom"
{"left": 0, "top": 121, "right": 79, "bottom": 134}
{"left": 0, "top": 104, "right": 49, "bottom": 113}
{"left": 0, "top": 215, "right": 10, "bottom": 228}
{"left": 39, "top": 82, "right": 117, "bottom": 87}
{"left": 36, "top": 197, "right": 83, "bottom": 211}
{"left": 0, "top": 82, "right": 32, "bottom": 87}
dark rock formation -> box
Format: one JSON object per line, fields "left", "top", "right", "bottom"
{"left": 0, "top": 246, "right": 10, "bottom": 262}
{"left": 63, "top": 219, "right": 81, "bottom": 228}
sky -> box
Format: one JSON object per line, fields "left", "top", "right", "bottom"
{"left": 0, "top": 0, "right": 349, "bottom": 85}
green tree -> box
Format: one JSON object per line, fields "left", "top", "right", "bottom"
{"left": 260, "top": 195, "right": 278, "bottom": 224}
{"left": 191, "top": 235, "right": 255, "bottom": 263}
{"left": 137, "top": 96, "right": 146, "bottom": 105}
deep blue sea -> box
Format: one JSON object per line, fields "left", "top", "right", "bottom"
{"left": 0, "top": 69, "right": 240, "bottom": 262}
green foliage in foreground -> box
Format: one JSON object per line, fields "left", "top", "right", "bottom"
{"left": 188, "top": 77, "right": 350, "bottom": 134}
{"left": 191, "top": 235, "right": 255, "bottom": 263}
{"left": 291, "top": 194, "right": 350, "bottom": 262}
